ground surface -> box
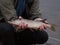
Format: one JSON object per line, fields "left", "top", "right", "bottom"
{"left": 40, "top": 0, "right": 60, "bottom": 45}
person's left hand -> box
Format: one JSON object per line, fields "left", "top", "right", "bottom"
{"left": 34, "top": 18, "right": 48, "bottom": 31}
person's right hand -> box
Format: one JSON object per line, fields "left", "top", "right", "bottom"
{"left": 16, "top": 16, "right": 28, "bottom": 30}
{"left": 15, "top": 22, "right": 28, "bottom": 30}
{"left": 10, "top": 16, "right": 28, "bottom": 32}
{"left": 17, "top": 16, "right": 28, "bottom": 30}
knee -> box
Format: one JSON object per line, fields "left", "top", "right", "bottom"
{"left": 33, "top": 30, "right": 48, "bottom": 44}
{"left": 39, "top": 31, "right": 48, "bottom": 44}
{"left": 0, "top": 23, "right": 15, "bottom": 33}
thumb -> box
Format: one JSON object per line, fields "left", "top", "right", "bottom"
{"left": 19, "top": 16, "right": 23, "bottom": 20}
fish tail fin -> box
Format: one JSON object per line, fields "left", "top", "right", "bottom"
{"left": 50, "top": 24, "right": 56, "bottom": 32}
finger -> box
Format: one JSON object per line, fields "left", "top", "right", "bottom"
{"left": 21, "top": 23, "right": 27, "bottom": 29}
{"left": 15, "top": 25, "right": 19, "bottom": 27}
{"left": 21, "top": 23, "right": 25, "bottom": 29}
{"left": 19, "top": 16, "right": 23, "bottom": 20}
{"left": 44, "top": 25, "right": 47, "bottom": 29}
{"left": 41, "top": 25, "right": 45, "bottom": 30}
{"left": 18, "top": 23, "right": 27, "bottom": 29}
{"left": 39, "top": 25, "right": 45, "bottom": 30}
{"left": 43, "top": 24, "right": 47, "bottom": 29}
{"left": 17, "top": 24, "right": 22, "bottom": 29}
{"left": 22, "top": 23, "right": 28, "bottom": 29}
{"left": 39, "top": 26, "right": 42, "bottom": 30}
{"left": 25, "top": 24, "right": 28, "bottom": 28}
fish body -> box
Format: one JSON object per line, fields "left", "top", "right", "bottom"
{"left": 8, "top": 19, "right": 56, "bottom": 31}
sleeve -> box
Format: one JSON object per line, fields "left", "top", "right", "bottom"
{"left": 29, "top": 0, "right": 42, "bottom": 20}
{"left": 0, "top": 0, "right": 18, "bottom": 21}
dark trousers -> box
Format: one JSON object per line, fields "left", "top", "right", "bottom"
{"left": 0, "top": 22, "right": 48, "bottom": 45}
{"left": 0, "top": 22, "right": 15, "bottom": 45}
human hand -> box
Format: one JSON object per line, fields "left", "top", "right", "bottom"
{"left": 34, "top": 18, "right": 48, "bottom": 31}
{"left": 16, "top": 16, "right": 28, "bottom": 30}
{"left": 10, "top": 16, "right": 28, "bottom": 32}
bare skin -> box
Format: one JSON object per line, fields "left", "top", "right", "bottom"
{"left": 11, "top": 16, "right": 48, "bottom": 31}
{"left": 34, "top": 18, "right": 48, "bottom": 31}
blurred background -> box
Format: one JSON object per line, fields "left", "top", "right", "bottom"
{"left": 40, "top": 0, "right": 60, "bottom": 45}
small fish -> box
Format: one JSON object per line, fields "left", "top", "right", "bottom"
{"left": 8, "top": 19, "right": 56, "bottom": 32}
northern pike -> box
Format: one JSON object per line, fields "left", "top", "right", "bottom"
{"left": 8, "top": 19, "right": 56, "bottom": 32}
